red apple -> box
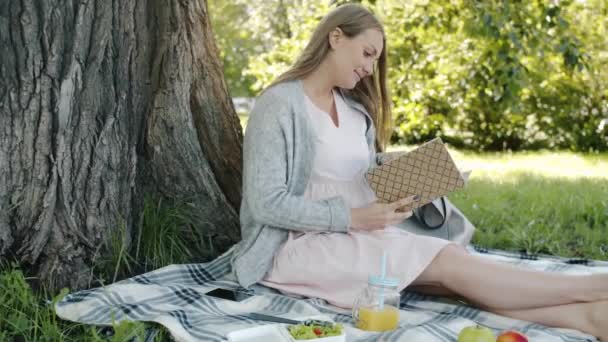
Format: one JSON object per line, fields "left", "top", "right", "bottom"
{"left": 496, "top": 330, "right": 528, "bottom": 342}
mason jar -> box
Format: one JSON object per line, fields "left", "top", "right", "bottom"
{"left": 352, "top": 275, "right": 400, "bottom": 332}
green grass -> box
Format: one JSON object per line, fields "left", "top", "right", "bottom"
{"left": 239, "top": 114, "right": 249, "bottom": 129}
{"left": 1, "top": 149, "right": 606, "bottom": 341}
{"left": 0, "top": 266, "right": 169, "bottom": 341}
{"left": 89, "top": 196, "right": 214, "bottom": 286}
{"left": 452, "top": 173, "right": 607, "bottom": 258}
{"left": 0, "top": 196, "right": 202, "bottom": 341}
{"left": 388, "top": 147, "right": 608, "bottom": 260}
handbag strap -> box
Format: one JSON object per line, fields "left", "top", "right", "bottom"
{"left": 420, "top": 197, "right": 447, "bottom": 230}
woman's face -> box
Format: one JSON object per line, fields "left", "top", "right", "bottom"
{"left": 328, "top": 28, "right": 383, "bottom": 89}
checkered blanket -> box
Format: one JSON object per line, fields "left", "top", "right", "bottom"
{"left": 55, "top": 245, "right": 607, "bottom": 342}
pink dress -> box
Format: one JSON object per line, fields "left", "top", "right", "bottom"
{"left": 260, "top": 90, "right": 452, "bottom": 309}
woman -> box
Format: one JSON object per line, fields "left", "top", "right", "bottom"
{"left": 230, "top": 3, "right": 608, "bottom": 340}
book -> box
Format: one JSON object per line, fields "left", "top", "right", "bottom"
{"left": 366, "top": 138, "right": 468, "bottom": 212}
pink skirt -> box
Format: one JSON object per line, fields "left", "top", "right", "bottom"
{"left": 260, "top": 226, "right": 451, "bottom": 309}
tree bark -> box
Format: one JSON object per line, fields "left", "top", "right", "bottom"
{"left": 0, "top": 0, "right": 242, "bottom": 291}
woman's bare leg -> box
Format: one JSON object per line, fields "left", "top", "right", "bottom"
{"left": 494, "top": 300, "right": 608, "bottom": 341}
{"left": 407, "top": 284, "right": 464, "bottom": 299}
{"left": 413, "top": 244, "right": 608, "bottom": 310}
{"left": 407, "top": 285, "right": 608, "bottom": 341}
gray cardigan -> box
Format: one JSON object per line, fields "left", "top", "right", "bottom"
{"left": 230, "top": 79, "right": 455, "bottom": 288}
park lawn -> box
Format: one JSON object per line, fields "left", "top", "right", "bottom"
{"left": 239, "top": 114, "right": 248, "bottom": 128}
{"left": 388, "top": 146, "right": 608, "bottom": 260}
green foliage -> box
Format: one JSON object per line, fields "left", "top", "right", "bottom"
{"left": 0, "top": 195, "right": 198, "bottom": 341}
{"left": 244, "top": 1, "right": 333, "bottom": 92}
{"left": 134, "top": 196, "right": 212, "bottom": 272}
{"left": 93, "top": 195, "right": 211, "bottom": 285}
{"left": 378, "top": 0, "right": 608, "bottom": 151}
{"left": 0, "top": 267, "right": 57, "bottom": 341}
{"left": 0, "top": 265, "right": 155, "bottom": 341}
{"left": 210, "top": 0, "right": 608, "bottom": 151}
{"left": 208, "top": 0, "right": 259, "bottom": 97}
{"left": 208, "top": 0, "right": 303, "bottom": 96}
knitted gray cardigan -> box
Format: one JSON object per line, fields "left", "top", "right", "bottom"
{"left": 230, "top": 79, "right": 450, "bottom": 288}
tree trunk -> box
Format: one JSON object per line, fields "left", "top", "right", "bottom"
{"left": 0, "top": 0, "right": 243, "bottom": 291}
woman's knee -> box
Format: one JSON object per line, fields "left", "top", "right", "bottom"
{"left": 414, "top": 243, "right": 467, "bottom": 285}
{"left": 438, "top": 242, "right": 468, "bottom": 263}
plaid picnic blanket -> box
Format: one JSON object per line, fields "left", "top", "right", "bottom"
{"left": 55, "top": 245, "right": 607, "bottom": 342}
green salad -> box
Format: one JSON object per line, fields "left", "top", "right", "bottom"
{"left": 288, "top": 324, "right": 343, "bottom": 340}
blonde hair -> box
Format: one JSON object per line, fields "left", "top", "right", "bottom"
{"left": 268, "top": 3, "right": 392, "bottom": 151}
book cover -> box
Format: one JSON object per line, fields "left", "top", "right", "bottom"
{"left": 366, "top": 138, "right": 466, "bottom": 212}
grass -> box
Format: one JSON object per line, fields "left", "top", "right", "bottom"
{"left": 0, "top": 196, "right": 202, "bottom": 341}
{"left": 239, "top": 114, "right": 249, "bottom": 129}
{"left": 1, "top": 149, "right": 606, "bottom": 341}
{"left": 454, "top": 173, "right": 607, "bottom": 259}
{"left": 90, "top": 196, "right": 215, "bottom": 286}
{"left": 388, "top": 146, "right": 608, "bottom": 259}
{"left": 453, "top": 150, "right": 608, "bottom": 260}
{"left": 0, "top": 266, "right": 167, "bottom": 341}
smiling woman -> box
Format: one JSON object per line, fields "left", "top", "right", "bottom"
{"left": 266, "top": 4, "right": 392, "bottom": 150}
{"left": 299, "top": 27, "right": 383, "bottom": 128}
{"left": 231, "top": 3, "right": 608, "bottom": 341}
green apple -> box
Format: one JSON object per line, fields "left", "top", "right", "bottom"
{"left": 457, "top": 325, "right": 496, "bottom": 342}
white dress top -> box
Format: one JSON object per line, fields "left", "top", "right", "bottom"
{"left": 303, "top": 89, "right": 377, "bottom": 209}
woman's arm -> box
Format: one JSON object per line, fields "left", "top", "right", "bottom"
{"left": 242, "top": 89, "right": 350, "bottom": 233}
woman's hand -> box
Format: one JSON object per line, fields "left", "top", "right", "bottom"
{"left": 350, "top": 195, "right": 419, "bottom": 231}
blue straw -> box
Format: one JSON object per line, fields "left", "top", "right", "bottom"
{"left": 379, "top": 252, "right": 387, "bottom": 310}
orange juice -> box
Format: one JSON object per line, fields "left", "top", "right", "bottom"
{"left": 355, "top": 305, "right": 399, "bottom": 331}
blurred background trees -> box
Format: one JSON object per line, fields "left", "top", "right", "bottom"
{"left": 210, "top": 0, "right": 608, "bottom": 152}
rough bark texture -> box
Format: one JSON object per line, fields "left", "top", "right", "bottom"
{"left": 0, "top": 0, "right": 243, "bottom": 291}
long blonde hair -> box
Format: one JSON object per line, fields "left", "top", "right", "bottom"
{"left": 268, "top": 3, "right": 392, "bottom": 151}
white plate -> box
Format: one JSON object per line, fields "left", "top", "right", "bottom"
{"left": 226, "top": 323, "right": 346, "bottom": 342}
{"left": 226, "top": 324, "right": 291, "bottom": 342}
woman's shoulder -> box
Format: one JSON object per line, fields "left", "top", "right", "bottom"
{"left": 250, "top": 80, "right": 301, "bottom": 117}
{"left": 247, "top": 80, "right": 301, "bottom": 127}
{"left": 258, "top": 79, "right": 301, "bottom": 101}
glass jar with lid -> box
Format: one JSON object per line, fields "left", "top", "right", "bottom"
{"left": 352, "top": 275, "right": 400, "bottom": 332}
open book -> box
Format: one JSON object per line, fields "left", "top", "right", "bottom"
{"left": 366, "top": 138, "right": 469, "bottom": 212}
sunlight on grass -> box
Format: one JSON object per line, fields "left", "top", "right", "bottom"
{"left": 387, "top": 143, "right": 608, "bottom": 260}
{"left": 239, "top": 115, "right": 248, "bottom": 131}
{"left": 453, "top": 151, "right": 608, "bottom": 180}
{"left": 387, "top": 145, "right": 608, "bottom": 180}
